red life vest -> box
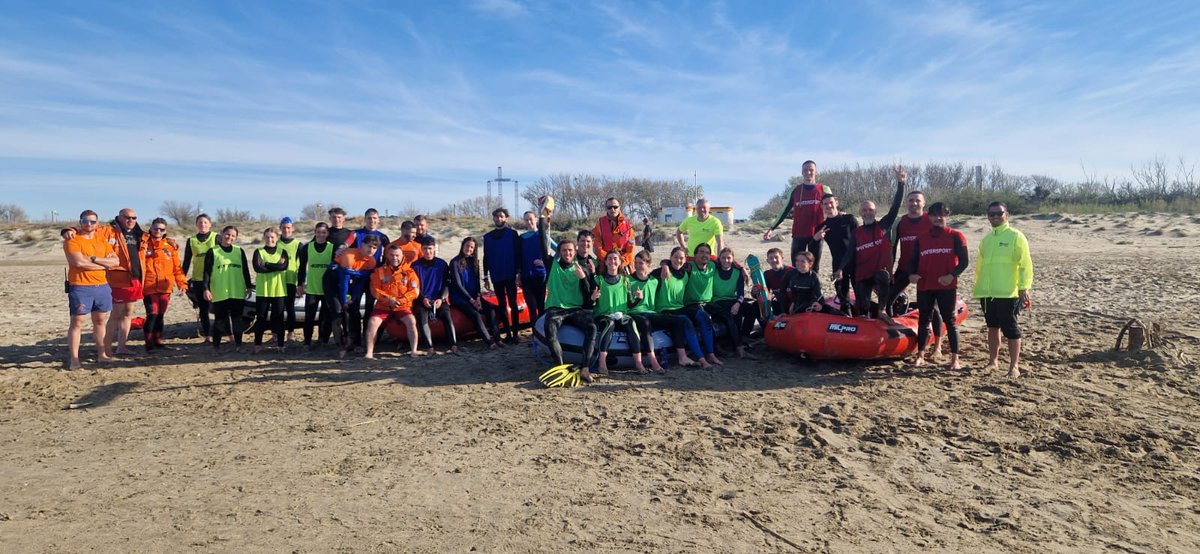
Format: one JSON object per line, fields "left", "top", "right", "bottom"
{"left": 591, "top": 215, "right": 635, "bottom": 267}
{"left": 914, "top": 227, "right": 966, "bottom": 291}
{"left": 895, "top": 214, "right": 931, "bottom": 273}
{"left": 853, "top": 223, "right": 893, "bottom": 281}
{"left": 789, "top": 183, "right": 826, "bottom": 237}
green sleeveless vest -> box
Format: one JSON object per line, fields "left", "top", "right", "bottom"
{"left": 592, "top": 274, "right": 628, "bottom": 317}
{"left": 279, "top": 237, "right": 301, "bottom": 286}
{"left": 209, "top": 246, "right": 246, "bottom": 303}
{"left": 628, "top": 275, "right": 657, "bottom": 314}
{"left": 546, "top": 259, "right": 584, "bottom": 309}
{"left": 683, "top": 261, "right": 714, "bottom": 304}
{"left": 303, "top": 241, "right": 333, "bottom": 296}
{"left": 655, "top": 269, "right": 687, "bottom": 312}
{"left": 188, "top": 232, "right": 218, "bottom": 280}
{"left": 255, "top": 247, "right": 287, "bottom": 298}
{"left": 712, "top": 267, "right": 740, "bottom": 301}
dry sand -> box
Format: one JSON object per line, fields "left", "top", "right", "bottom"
{"left": 1, "top": 213, "right": 1198, "bottom": 552}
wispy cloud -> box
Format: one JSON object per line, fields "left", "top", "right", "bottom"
{"left": 2, "top": 1, "right": 1199, "bottom": 220}
{"left": 471, "top": 0, "right": 529, "bottom": 18}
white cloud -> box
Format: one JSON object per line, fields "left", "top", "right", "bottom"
{"left": 471, "top": 0, "right": 529, "bottom": 18}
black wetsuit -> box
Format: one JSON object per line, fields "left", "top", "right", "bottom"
{"left": 252, "top": 246, "right": 289, "bottom": 347}
{"left": 296, "top": 240, "right": 332, "bottom": 346}
{"left": 816, "top": 213, "right": 857, "bottom": 314}
{"left": 839, "top": 180, "right": 904, "bottom": 318}
{"left": 182, "top": 231, "right": 214, "bottom": 337}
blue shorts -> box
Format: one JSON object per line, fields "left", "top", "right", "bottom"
{"left": 69, "top": 284, "right": 113, "bottom": 316}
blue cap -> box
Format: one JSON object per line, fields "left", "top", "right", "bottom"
{"left": 280, "top": 216, "right": 293, "bottom": 224}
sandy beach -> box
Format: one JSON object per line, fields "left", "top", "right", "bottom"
{"left": 1, "top": 212, "right": 1198, "bottom": 552}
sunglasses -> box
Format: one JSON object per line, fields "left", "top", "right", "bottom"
{"left": 606, "top": 205, "right": 620, "bottom": 210}
{"left": 80, "top": 218, "right": 98, "bottom": 224}
{"left": 987, "top": 211, "right": 1006, "bottom": 217}
{"left": 122, "top": 215, "right": 137, "bottom": 220}
{"left": 152, "top": 226, "right": 167, "bottom": 232}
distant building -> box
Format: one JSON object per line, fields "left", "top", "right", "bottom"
{"left": 658, "top": 205, "right": 694, "bottom": 225}
{"left": 657, "top": 204, "right": 736, "bottom": 231}
{"left": 709, "top": 206, "right": 735, "bottom": 231}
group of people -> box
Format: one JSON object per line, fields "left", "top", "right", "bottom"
{"left": 762, "top": 161, "right": 1034, "bottom": 377}
{"left": 61, "top": 161, "right": 1032, "bottom": 378}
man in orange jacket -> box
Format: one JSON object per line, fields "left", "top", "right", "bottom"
{"left": 592, "top": 196, "right": 636, "bottom": 271}
{"left": 62, "top": 208, "right": 147, "bottom": 356}
{"left": 364, "top": 244, "right": 423, "bottom": 359}
{"left": 140, "top": 217, "right": 189, "bottom": 351}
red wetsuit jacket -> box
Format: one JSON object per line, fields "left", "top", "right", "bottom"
{"left": 789, "top": 183, "right": 826, "bottom": 238}
{"left": 894, "top": 214, "right": 931, "bottom": 275}
{"left": 909, "top": 227, "right": 969, "bottom": 291}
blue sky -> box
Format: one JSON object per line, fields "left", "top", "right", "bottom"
{"left": 2, "top": 0, "right": 1198, "bottom": 222}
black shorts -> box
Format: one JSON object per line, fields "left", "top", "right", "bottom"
{"left": 980, "top": 297, "right": 1021, "bottom": 339}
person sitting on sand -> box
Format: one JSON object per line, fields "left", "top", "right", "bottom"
{"left": 907, "top": 202, "right": 969, "bottom": 370}
{"left": 973, "top": 201, "right": 1033, "bottom": 378}
{"left": 364, "top": 244, "right": 422, "bottom": 359}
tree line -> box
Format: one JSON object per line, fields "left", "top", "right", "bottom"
{"left": 437, "top": 173, "right": 704, "bottom": 224}
{"left": 750, "top": 157, "right": 1200, "bottom": 221}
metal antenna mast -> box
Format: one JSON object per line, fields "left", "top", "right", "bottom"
{"left": 488, "top": 166, "right": 516, "bottom": 211}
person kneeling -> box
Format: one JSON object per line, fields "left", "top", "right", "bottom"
{"left": 364, "top": 245, "right": 423, "bottom": 359}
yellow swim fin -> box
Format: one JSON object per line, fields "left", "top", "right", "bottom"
{"left": 539, "top": 363, "right": 573, "bottom": 387}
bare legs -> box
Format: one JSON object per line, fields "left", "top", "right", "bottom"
{"left": 68, "top": 312, "right": 113, "bottom": 369}
{"left": 106, "top": 302, "right": 136, "bottom": 355}
{"left": 364, "top": 314, "right": 425, "bottom": 359}
{"left": 985, "top": 327, "right": 1022, "bottom": 378}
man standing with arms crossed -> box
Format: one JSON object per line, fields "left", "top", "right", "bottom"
{"left": 763, "top": 160, "right": 829, "bottom": 271}
{"left": 974, "top": 202, "right": 1033, "bottom": 379}
{"left": 63, "top": 210, "right": 121, "bottom": 369}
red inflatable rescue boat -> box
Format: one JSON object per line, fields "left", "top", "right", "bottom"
{"left": 764, "top": 299, "right": 969, "bottom": 360}
{"left": 385, "top": 288, "right": 530, "bottom": 342}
